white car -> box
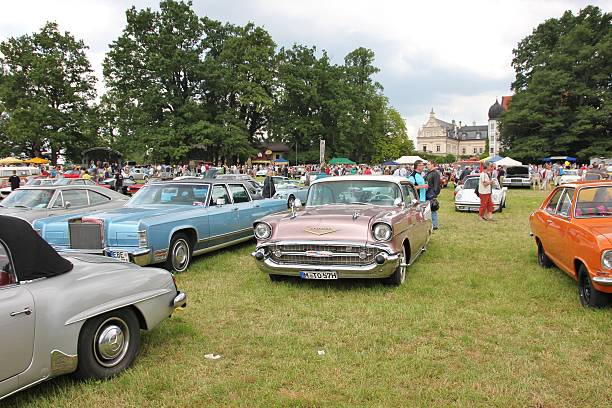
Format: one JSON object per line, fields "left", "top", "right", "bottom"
{"left": 255, "top": 169, "right": 268, "bottom": 177}
{"left": 559, "top": 169, "right": 582, "bottom": 185}
{"left": 455, "top": 176, "right": 507, "bottom": 212}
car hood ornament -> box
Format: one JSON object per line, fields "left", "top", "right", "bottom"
{"left": 304, "top": 226, "right": 338, "bottom": 235}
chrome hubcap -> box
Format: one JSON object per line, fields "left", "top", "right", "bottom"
{"left": 172, "top": 239, "right": 189, "bottom": 271}
{"left": 94, "top": 318, "right": 130, "bottom": 367}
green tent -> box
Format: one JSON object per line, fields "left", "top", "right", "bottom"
{"left": 328, "top": 157, "right": 356, "bottom": 165}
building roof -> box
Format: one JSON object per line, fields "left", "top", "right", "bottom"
{"left": 488, "top": 99, "right": 504, "bottom": 120}
{"left": 501, "top": 95, "right": 513, "bottom": 111}
{"left": 264, "top": 142, "right": 290, "bottom": 152}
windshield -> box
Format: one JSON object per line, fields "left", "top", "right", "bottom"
{"left": 563, "top": 170, "right": 579, "bottom": 176}
{"left": 506, "top": 166, "right": 528, "bottom": 176}
{"left": 128, "top": 184, "right": 210, "bottom": 206}
{"left": 575, "top": 186, "right": 612, "bottom": 218}
{"left": 464, "top": 178, "right": 500, "bottom": 190}
{"left": 1, "top": 189, "right": 54, "bottom": 208}
{"left": 307, "top": 180, "right": 401, "bottom": 206}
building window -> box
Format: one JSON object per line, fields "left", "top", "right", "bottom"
{"left": 473, "top": 148, "right": 477, "bottom": 154}
{"left": 462, "top": 148, "right": 466, "bottom": 154}
{"left": 490, "top": 123, "right": 494, "bottom": 131}
{"left": 479, "top": 147, "right": 483, "bottom": 153}
{"left": 423, "top": 145, "right": 427, "bottom": 152}
{"left": 476, "top": 132, "right": 481, "bottom": 138}
{"left": 490, "top": 147, "right": 494, "bottom": 154}
{"left": 436, "top": 145, "right": 441, "bottom": 152}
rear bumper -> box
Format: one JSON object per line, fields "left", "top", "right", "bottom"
{"left": 252, "top": 251, "right": 401, "bottom": 279}
{"left": 54, "top": 246, "right": 153, "bottom": 266}
{"left": 172, "top": 292, "right": 187, "bottom": 309}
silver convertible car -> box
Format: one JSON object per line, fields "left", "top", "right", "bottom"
{"left": 0, "top": 216, "right": 187, "bottom": 401}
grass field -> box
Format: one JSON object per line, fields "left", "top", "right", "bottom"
{"left": 5, "top": 187, "right": 611, "bottom": 407}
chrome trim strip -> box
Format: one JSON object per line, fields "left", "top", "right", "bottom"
{"left": 193, "top": 235, "right": 253, "bottom": 256}
{"left": 280, "top": 251, "right": 361, "bottom": 258}
{"left": 198, "top": 228, "right": 253, "bottom": 243}
{"left": 0, "top": 376, "right": 49, "bottom": 401}
{"left": 64, "top": 289, "right": 173, "bottom": 325}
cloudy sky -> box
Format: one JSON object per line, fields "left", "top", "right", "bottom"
{"left": 1, "top": 0, "right": 609, "bottom": 139}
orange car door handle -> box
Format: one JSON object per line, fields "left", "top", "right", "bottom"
{"left": 546, "top": 220, "right": 553, "bottom": 224}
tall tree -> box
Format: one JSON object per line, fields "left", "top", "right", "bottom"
{"left": 0, "top": 22, "right": 97, "bottom": 164}
{"left": 501, "top": 6, "right": 611, "bottom": 161}
{"left": 372, "top": 107, "right": 414, "bottom": 163}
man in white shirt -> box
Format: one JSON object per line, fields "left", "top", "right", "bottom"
{"left": 478, "top": 163, "right": 495, "bottom": 221}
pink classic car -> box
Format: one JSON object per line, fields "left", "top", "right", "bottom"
{"left": 252, "top": 176, "right": 432, "bottom": 285}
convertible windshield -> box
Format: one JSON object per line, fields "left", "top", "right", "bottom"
{"left": 128, "top": 184, "right": 210, "bottom": 206}
{"left": 575, "top": 186, "right": 611, "bottom": 218}
{"left": 307, "top": 180, "right": 401, "bottom": 206}
{"left": 1, "top": 189, "right": 54, "bottom": 208}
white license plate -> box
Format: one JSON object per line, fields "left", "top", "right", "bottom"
{"left": 300, "top": 271, "right": 338, "bottom": 280}
{"left": 111, "top": 251, "right": 130, "bottom": 262}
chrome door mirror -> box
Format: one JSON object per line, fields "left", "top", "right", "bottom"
{"left": 64, "top": 201, "right": 71, "bottom": 208}
{"left": 216, "top": 198, "right": 225, "bottom": 206}
{"left": 394, "top": 197, "right": 404, "bottom": 208}
{"left": 411, "top": 199, "right": 419, "bottom": 206}
{"left": 293, "top": 199, "right": 302, "bottom": 208}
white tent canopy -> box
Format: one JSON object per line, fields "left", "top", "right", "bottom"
{"left": 395, "top": 155, "right": 427, "bottom": 165}
{"left": 496, "top": 157, "right": 523, "bottom": 166}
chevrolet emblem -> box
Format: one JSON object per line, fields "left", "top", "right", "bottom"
{"left": 304, "top": 227, "right": 338, "bottom": 235}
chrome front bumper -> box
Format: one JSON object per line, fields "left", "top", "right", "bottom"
{"left": 252, "top": 251, "right": 401, "bottom": 279}
{"left": 592, "top": 276, "right": 612, "bottom": 286}
{"left": 455, "top": 203, "right": 501, "bottom": 212}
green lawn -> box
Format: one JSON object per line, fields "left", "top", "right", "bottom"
{"left": 6, "top": 188, "right": 612, "bottom": 407}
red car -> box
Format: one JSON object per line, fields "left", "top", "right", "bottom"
{"left": 61, "top": 169, "right": 81, "bottom": 179}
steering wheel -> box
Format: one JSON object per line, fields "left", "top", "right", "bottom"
{"left": 370, "top": 194, "right": 394, "bottom": 202}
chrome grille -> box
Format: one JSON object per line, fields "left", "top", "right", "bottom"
{"left": 69, "top": 223, "right": 103, "bottom": 249}
{"left": 270, "top": 244, "right": 377, "bottom": 266}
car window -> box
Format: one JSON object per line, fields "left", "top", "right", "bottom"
{"left": 210, "top": 185, "right": 231, "bottom": 205}
{"left": 545, "top": 189, "right": 564, "bottom": 213}
{"left": 557, "top": 188, "right": 574, "bottom": 217}
{"left": 84, "top": 179, "right": 95, "bottom": 185}
{"left": 575, "top": 186, "right": 612, "bottom": 218}
{"left": 229, "top": 184, "right": 250, "bottom": 203}
{"left": 61, "top": 189, "right": 89, "bottom": 207}
{"left": 0, "top": 240, "right": 16, "bottom": 286}
{"left": 401, "top": 184, "right": 416, "bottom": 203}
{"left": 88, "top": 190, "right": 111, "bottom": 205}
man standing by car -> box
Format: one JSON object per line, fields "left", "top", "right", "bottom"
{"left": 408, "top": 160, "right": 428, "bottom": 203}
{"left": 479, "top": 163, "right": 495, "bottom": 221}
{"left": 115, "top": 170, "right": 124, "bottom": 193}
{"left": 425, "top": 161, "right": 441, "bottom": 230}
{"left": 8, "top": 170, "right": 20, "bottom": 191}
{"left": 263, "top": 169, "right": 276, "bottom": 198}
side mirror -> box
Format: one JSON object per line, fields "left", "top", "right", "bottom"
{"left": 411, "top": 199, "right": 419, "bottom": 206}
{"left": 293, "top": 199, "right": 302, "bottom": 208}
{"left": 64, "top": 201, "right": 71, "bottom": 208}
{"left": 216, "top": 198, "right": 225, "bottom": 206}
{"left": 394, "top": 197, "right": 404, "bottom": 208}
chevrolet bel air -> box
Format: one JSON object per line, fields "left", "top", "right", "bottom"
{"left": 33, "top": 180, "right": 287, "bottom": 272}
{"left": 252, "top": 176, "right": 432, "bottom": 285}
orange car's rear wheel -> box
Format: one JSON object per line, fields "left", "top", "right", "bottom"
{"left": 578, "top": 265, "right": 607, "bottom": 308}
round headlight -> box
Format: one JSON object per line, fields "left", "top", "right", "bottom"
{"left": 373, "top": 223, "right": 392, "bottom": 241}
{"left": 602, "top": 250, "right": 612, "bottom": 270}
{"left": 254, "top": 222, "right": 272, "bottom": 240}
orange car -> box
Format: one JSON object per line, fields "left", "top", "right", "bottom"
{"left": 529, "top": 181, "right": 612, "bottom": 307}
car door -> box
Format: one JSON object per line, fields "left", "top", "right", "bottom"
{"left": 0, "top": 241, "right": 35, "bottom": 382}
{"left": 60, "top": 189, "right": 90, "bottom": 210}
{"left": 228, "top": 184, "right": 256, "bottom": 236}
{"left": 206, "top": 184, "right": 240, "bottom": 247}
{"left": 538, "top": 188, "right": 564, "bottom": 264}
{"left": 546, "top": 188, "right": 575, "bottom": 274}
{"left": 401, "top": 183, "right": 426, "bottom": 253}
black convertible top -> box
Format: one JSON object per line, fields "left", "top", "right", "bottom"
{"left": 0, "top": 215, "right": 73, "bottom": 281}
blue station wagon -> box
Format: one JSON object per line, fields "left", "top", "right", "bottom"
{"left": 34, "top": 180, "right": 287, "bottom": 272}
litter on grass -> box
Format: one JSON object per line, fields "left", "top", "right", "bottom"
{"left": 317, "top": 350, "right": 325, "bottom": 356}
{"left": 204, "top": 353, "right": 222, "bottom": 360}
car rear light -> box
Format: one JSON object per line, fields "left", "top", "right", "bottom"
{"left": 172, "top": 274, "right": 178, "bottom": 289}
{"left": 138, "top": 230, "right": 148, "bottom": 248}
